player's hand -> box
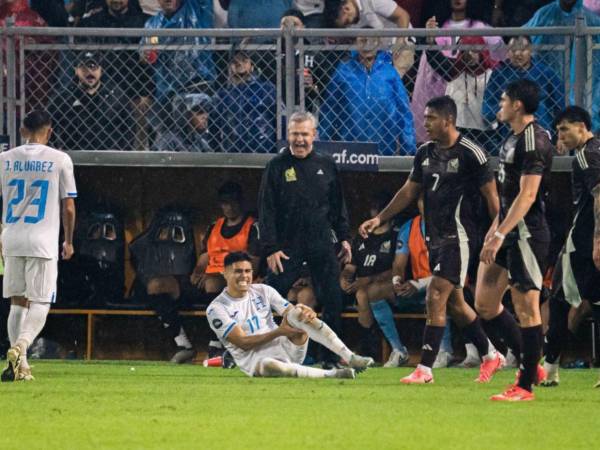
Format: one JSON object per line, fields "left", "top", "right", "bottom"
{"left": 267, "top": 250, "right": 289, "bottom": 275}
{"left": 61, "top": 242, "right": 74, "bottom": 260}
{"left": 278, "top": 315, "right": 304, "bottom": 338}
{"left": 593, "top": 237, "right": 600, "bottom": 270}
{"left": 340, "top": 276, "right": 357, "bottom": 293}
{"left": 358, "top": 217, "right": 380, "bottom": 239}
{"left": 294, "top": 304, "right": 316, "bottom": 323}
{"left": 480, "top": 235, "right": 503, "bottom": 265}
{"left": 397, "top": 281, "right": 418, "bottom": 298}
{"left": 337, "top": 240, "right": 352, "bottom": 264}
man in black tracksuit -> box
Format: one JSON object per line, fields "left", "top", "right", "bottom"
{"left": 258, "top": 111, "right": 352, "bottom": 367}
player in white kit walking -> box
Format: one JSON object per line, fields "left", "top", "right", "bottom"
{"left": 0, "top": 110, "right": 77, "bottom": 382}
{"left": 207, "top": 252, "right": 374, "bottom": 378}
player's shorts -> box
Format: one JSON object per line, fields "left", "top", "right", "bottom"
{"left": 552, "top": 247, "right": 600, "bottom": 305}
{"left": 429, "top": 240, "right": 473, "bottom": 287}
{"left": 247, "top": 336, "right": 309, "bottom": 376}
{"left": 2, "top": 256, "right": 58, "bottom": 303}
{"left": 495, "top": 237, "right": 549, "bottom": 293}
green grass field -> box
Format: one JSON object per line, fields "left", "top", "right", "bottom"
{"left": 1, "top": 361, "right": 599, "bottom": 450}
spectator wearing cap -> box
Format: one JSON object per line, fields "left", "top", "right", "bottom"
{"left": 152, "top": 92, "right": 215, "bottom": 151}
{"left": 213, "top": 50, "right": 277, "bottom": 153}
{"left": 144, "top": 0, "right": 214, "bottom": 100}
{"left": 48, "top": 51, "right": 134, "bottom": 150}
{"left": 78, "top": 0, "right": 154, "bottom": 150}
{"left": 319, "top": 33, "right": 416, "bottom": 155}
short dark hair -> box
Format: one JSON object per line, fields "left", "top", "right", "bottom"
{"left": 22, "top": 110, "right": 51, "bottom": 133}
{"left": 504, "top": 79, "right": 540, "bottom": 114}
{"left": 553, "top": 106, "right": 592, "bottom": 130}
{"left": 224, "top": 251, "right": 253, "bottom": 268}
{"left": 425, "top": 96, "right": 457, "bottom": 123}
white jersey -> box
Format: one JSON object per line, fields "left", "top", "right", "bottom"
{"left": 0, "top": 143, "right": 77, "bottom": 259}
{"left": 207, "top": 284, "right": 291, "bottom": 375}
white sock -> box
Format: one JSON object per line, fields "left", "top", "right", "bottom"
{"left": 15, "top": 301, "right": 50, "bottom": 351}
{"left": 465, "top": 343, "right": 479, "bottom": 359}
{"left": 174, "top": 327, "right": 193, "bottom": 349}
{"left": 256, "top": 358, "right": 335, "bottom": 378}
{"left": 416, "top": 364, "right": 432, "bottom": 375}
{"left": 482, "top": 339, "right": 498, "bottom": 361}
{"left": 286, "top": 307, "right": 354, "bottom": 362}
{"left": 7, "top": 304, "right": 27, "bottom": 346}
{"left": 544, "top": 361, "right": 559, "bottom": 375}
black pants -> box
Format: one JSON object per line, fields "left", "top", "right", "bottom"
{"left": 265, "top": 246, "right": 343, "bottom": 353}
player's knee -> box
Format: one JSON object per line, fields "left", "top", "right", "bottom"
{"left": 11, "top": 296, "right": 28, "bottom": 307}
{"left": 285, "top": 305, "right": 304, "bottom": 327}
{"left": 355, "top": 288, "right": 368, "bottom": 305}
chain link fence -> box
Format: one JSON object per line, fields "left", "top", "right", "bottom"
{"left": 0, "top": 24, "right": 596, "bottom": 155}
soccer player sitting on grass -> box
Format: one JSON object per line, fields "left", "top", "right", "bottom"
{"left": 207, "top": 252, "right": 374, "bottom": 378}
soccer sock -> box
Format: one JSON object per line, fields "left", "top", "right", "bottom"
{"left": 174, "top": 327, "right": 193, "bottom": 350}
{"left": 484, "top": 309, "right": 522, "bottom": 364}
{"left": 370, "top": 300, "right": 406, "bottom": 353}
{"left": 462, "top": 318, "right": 494, "bottom": 360}
{"left": 420, "top": 325, "right": 445, "bottom": 368}
{"left": 15, "top": 301, "right": 50, "bottom": 351}
{"left": 7, "top": 304, "right": 27, "bottom": 346}
{"left": 440, "top": 320, "right": 453, "bottom": 354}
{"left": 256, "top": 358, "right": 335, "bottom": 378}
{"left": 286, "top": 307, "right": 354, "bottom": 362}
{"left": 464, "top": 342, "right": 479, "bottom": 360}
{"left": 518, "top": 325, "right": 543, "bottom": 392}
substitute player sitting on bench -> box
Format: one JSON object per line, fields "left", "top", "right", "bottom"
{"left": 207, "top": 252, "right": 374, "bottom": 378}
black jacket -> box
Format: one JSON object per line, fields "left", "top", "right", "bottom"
{"left": 48, "top": 82, "right": 134, "bottom": 151}
{"left": 258, "top": 147, "right": 350, "bottom": 255}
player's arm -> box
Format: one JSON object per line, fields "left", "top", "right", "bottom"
{"left": 61, "top": 198, "right": 76, "bottom": 260}
{"left": 592, "top": 183, "right": 600, "bottom": 269}
{"left": 359, "top": 180, "right": 421, "bottom": 238}
{"left": 225, "top": 324, "right": 288, "bottom": 351}
{"left": 340, "top": 263, "right": 358, "bottom": 293}
{"left": 479, "top": 178, "right": 501, "bottom": 243}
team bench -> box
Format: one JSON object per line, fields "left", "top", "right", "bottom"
{"left": 47, "top": 308, "right": 427, "bottom": 360}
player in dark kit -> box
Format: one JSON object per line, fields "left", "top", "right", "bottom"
{"left": 360, "top": 96, "right": 504, "bottom": 384}
{"left": 541, "top": 106, "right": 600, "bottom": 388}
{"left": 476, "top": 79, "right": 554, "bottom": 402}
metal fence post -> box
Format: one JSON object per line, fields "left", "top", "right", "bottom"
{"left": 574, "top": 13, "right": 587, "bottom": 107}
{"left": 5, "top": 18, "right": 16, "bottom": 147}
{"left": 283, "top": 24, "right": 296, "bottom": 135}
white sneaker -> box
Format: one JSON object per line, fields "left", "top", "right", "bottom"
{"left": 504, "top": 349, "right": 518, "bottom": 369}
{"left": 540, "top": 361, "right": 559, "bottom": 387}
{"left": 433, "top": 351, "right": 452, "bottom": 368}
{"left": 383, "top": 349, "right": 409, "bottom": 368}
{"left": 457, "top": 353, "right": 480, "bottom": 368}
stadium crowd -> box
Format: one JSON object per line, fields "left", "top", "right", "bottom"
{"left": 3, "top": 0, "right": 600, "bottom": 154}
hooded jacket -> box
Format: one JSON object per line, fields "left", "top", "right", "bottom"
{"left": 319, "top": 51, "right": 416, "bottom": 155}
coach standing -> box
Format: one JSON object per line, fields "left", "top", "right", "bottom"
{"left": 258, "top": 111, "right": 351, "bottom": 367}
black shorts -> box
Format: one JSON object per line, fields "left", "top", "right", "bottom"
{"left": 429, "top": 240, "right": 473, "bottom": 287}
{"left": 495, "top": 237, "right": 549, "bottom": 293}
{"left": 552, "top": 247, "right": 600, "bottom": 305}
